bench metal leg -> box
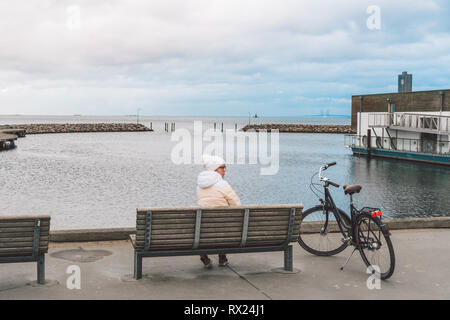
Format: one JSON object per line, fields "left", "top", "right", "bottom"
{"left": 37, "top": 254, "right": 45, "bottom": 285}
{"left": 284, "top": 245, "right": 293, "bottom": 272}
{"left": 134, "top": 251, "right": 143, "bottom": 280}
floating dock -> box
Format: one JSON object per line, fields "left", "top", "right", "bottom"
{"left": 0, "top": 133, "right": 18, "bottom": 151}
{"left": 0, "top": 128, "right": 26, "bottom": 151}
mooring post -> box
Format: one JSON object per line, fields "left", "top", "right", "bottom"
{"left": 367, "top": 129, "right": 372, "bottom": 158}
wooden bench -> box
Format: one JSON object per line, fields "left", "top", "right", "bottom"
{"left": 129, "top": 204, "right": 303, "bottom": 279}
{"left": 0, "top": 215, "right": 51, "bottom": 284}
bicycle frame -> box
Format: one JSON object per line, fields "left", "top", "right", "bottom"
{"left": 320, "top": 184, "right": 358, "bottom": 244}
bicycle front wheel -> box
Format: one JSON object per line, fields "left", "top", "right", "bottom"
{"left": 298, "top": 205, "right": 351, "bottom": 256}
{"left": 356, "top": 213, "right": 395, "bottom": 280}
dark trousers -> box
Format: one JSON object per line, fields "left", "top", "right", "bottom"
{"left": 200, "top": 254, "right": 227, "bottom": 264}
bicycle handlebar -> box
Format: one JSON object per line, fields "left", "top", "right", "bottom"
{"left": 328, "top": 181, "right": 340, "bottom": 188}
{"left": 318, "top": 161, "right": 339, "bottom": 187}
{"left": 326, "top": 161, "right": 336, "bottom": 168}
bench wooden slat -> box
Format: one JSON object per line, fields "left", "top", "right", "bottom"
{"left": 141, "top": 226, "right": 240, "bottom": 234}
{"left": 137, "top": 224, "right": 300, "bottom": 234}
{"left": 0, "top": 247, "right": 49, "bottom": 254}
{"left": 141, "top": 234, "right": 195, "bottom": 241}
{"left": 0, "top": 224, "right": 50, "bottom": 231}
{"left": 150, "top": 228, "right": 195, "bottom": 235}
{"left": 137, "top": 204, "right": 303, "bottom": 213}
{"left": 140, "top": 211, "right": 293, "bottom": 220}
{"left": 0, "top": 215, "right": 50, "bottom": 221}
{"left": 145, "top": 216, "right": 295, "bottom": 224}
{"left": 0, "top": 232, "right": 50, "bottom": 238}
{"left": 137, "top": 222, "right": 242, "bottom": 230}
{"left": 138, "top": 215, "right": 300, "bottom": 225}
{"left": 137, "top": 210, "right": 299, "bottom": 219}
{"left": 138, "top": 221, "right": 296, "bottom": 230}
{"left": 0, "top": 236, "right": 49, "bottom": 243}
{"left": 138, "top": 218, "right": 196, "bottom": 225}
{"left": 135, "top": 232, "right": 299, "bottom": 246}
{"left": 137, "top": 229, "right": 299, "bottom": 241}
{"left": 0, "top": 241, "right": 49, "bottom": 248}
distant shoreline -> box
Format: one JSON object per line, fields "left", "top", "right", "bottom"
{"left": 242, "top": 124, "right": 355, "bottom": 134}
{"left": 0, "top": 114, "right": 351, "bottom": 119}
{"left": 0, "top": 123, "right": 152, "bottom": 134}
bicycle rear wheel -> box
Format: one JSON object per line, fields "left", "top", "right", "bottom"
{"left": 298, "top": 205, "right": 351, "bottom": 256}
{"left": 356, "top": 213, "right": 395, "bottom": 280}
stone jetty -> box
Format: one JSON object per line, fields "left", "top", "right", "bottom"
{"left": 242, "top": 124, "right": 355, "bottom": 134}
{"left": 0, "top": 123, "right": 152, "bottom": 135}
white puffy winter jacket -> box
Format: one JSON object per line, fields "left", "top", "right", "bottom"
{"left": 197, "top": 171, "right": 241, "bottom": 207}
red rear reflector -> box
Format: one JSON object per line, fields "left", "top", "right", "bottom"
{"left": 372, "top": 210, "right": 382, "bottom": 217}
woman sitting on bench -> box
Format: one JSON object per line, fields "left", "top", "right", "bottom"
{"left": 197, "top": 154, "right": 241, "bottom": 269}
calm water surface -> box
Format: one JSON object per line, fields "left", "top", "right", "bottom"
{"left": 1, "top": 116, "right": 449, "bottom": 230}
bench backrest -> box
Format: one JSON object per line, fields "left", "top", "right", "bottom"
{"left": 0, "top": 215, "right": 51, "bottom": 258}
{"left": 135, "top": 205, "right": 303, "bottom": 251}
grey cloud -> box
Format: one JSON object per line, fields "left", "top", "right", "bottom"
{"left": 0, "top": 0, "right": 448, "bottom": 115}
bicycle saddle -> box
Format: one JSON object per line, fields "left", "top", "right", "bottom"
{"left": 343, "top": 184, "right": 362, "bottom": 195}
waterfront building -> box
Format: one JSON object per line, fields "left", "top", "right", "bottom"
{"left": 345, "top": 89, "right": 450, "bottom": 165}
{"left": 398, "top": 71, "right": 413, "bottom": 93}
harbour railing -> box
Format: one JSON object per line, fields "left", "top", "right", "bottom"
{"left": 368, "top": 112, "right": 450, "bottom": 134}
{"left": 344, "top": 134, "right": 450, "bottom": 156}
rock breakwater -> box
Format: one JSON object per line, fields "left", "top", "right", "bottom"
{"left": 0, "top": 123, "right": 152, "bottom": 134}
{"left": 242, "top": 124, "right": 355, "bottom": 134}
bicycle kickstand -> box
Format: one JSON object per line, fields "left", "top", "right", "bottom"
{"left": 340, "top": 248, "right": 357, "bottom": 271}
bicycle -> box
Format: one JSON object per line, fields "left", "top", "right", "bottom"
{"left": 297, "top": 161, "right": 395, "bottom": 280}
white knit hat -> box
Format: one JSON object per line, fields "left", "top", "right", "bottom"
{"left": 202, "top": 154, "right": 226, "bottom": 171}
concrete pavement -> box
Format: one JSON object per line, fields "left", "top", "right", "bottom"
{"left": 0, "top": 228, "right": 449, "bottom": 300}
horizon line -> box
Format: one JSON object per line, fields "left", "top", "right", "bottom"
{"left": 0, "top": 114, "right": 352, "bottom": 118}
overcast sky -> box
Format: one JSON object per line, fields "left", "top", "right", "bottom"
{"left": 0, "top": 0, "right": 449, "bottom": 117}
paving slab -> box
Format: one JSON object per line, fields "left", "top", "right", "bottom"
{"left": 0, "top": 229, "right": 449, "bottom": 300}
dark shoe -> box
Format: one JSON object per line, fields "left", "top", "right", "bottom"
{"left": 201, "top": 255, "right": 213, "bottom": 269}
{"left": 218, "top": 255, "right": 229, "bottom": 267}
{"left": 219, "top": 260, "right": 228, "bottom": 267}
